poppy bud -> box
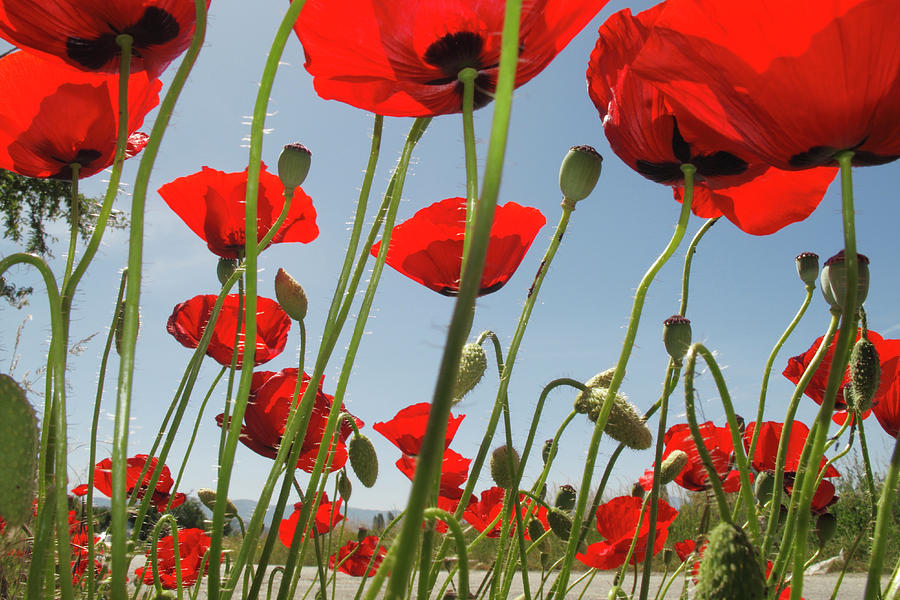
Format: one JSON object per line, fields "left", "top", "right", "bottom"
{"left": 348, "top": 435, "right": 378, "bottom": 488}
{"left": 338, "top": 470, "right": 353, "bottom": 502}
{"left": 820, "top": 250, "right": 869, "bottom": 312}
{"left": 274, "top": 268, "right": 308, "bottom": 321}
{"left": 754, "top": 472, "right": 775, "bottom": 507}
{"left": 846, "top": 334, "right": 880, "bottom": 413}
{"left": 217, "top": 257, "right": 238, "bottom": 286}
{"left": 816, "top": 512, "right": 837, "bottom": 548}
{"left": 663, "top": 315, "right": 692, "bottom": 362}
{"left": 659, "top": 450, "right": 689, "bottom": 486}
{"left": 197, "top": 488, "right": 239, "bottom": 520}
{"left": 554, "top": 484, "right": 577, "bottom": 511}
{"left": 278, "top": 143, "right": 312, "bottom": 192}
{"left": 547, "top": 508, "right": 572, "bottom": 540}
{"left": 695, "top": 522, "right": 766, "bottom": 600}
{"left": 490, "top": 445, "right": 520, "bottom": 490}
{"left": 527, "top": 518, "right": 546, "bottom": 543}
{"left": 574, "top": 368, "right": 616, "bottom": 413}
{"left": 453, "top": 342, "right": 487, "bottom": 401}
{"left": 663, "top": 548, "right": 676, "bottom": 569}
{"left": 631, "top": 482, "right": 645, "bottom": 499}
{"left": 559, "top": 145, "right": 602, "bottom": 203}
{"left": 542, "top": 438, "right": 554, "bottom": 465}
{"left": 795, "top": 252, "right": 819, "bottom": 287}
{"left": 0, "top": 375, "right": 37, "bottom": 526}
{"left": 357, "top": 527, "right": 369, "bottom": 542}
{"left": 587, "top": 389, "right": 653, "bottom": 451}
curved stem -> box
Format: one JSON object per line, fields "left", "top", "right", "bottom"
{"left": 678, "top": 216, "right": 719, "bottom": 315}
{"left": 424, "top": 508, "right": 470, "bottom": 600}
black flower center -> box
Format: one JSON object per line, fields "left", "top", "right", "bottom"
{"left": 635, "top": 119, "right": 748, "bottom": 184}
{"left": 66, "top": 7, "right": 180, "bottom": 70}
{"left": 790, "top": 139, "right": 900, "bottom": 168}
{"left": 423, "top": 31, "right": 495, "bottom": 109}
{"left": 52, "top": 149, "right": 102, "bottom": 180}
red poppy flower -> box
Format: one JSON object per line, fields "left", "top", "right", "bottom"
{"left": 673, "top": 538, "right": 695, "bottom": 563}
{"left": 293, "top": 0, "right": 610, "bottom": 117}
{"left": 373, "top": 402, "right": 465, "bottom": 456}
{"left": 69, "top": 511, "right": 103, "bottom": 586}
{"left": 872, "top": 345, "right": 900, "bottom": 437}
{"left": 631, "top": 0, "right": 900, "bottom": 170}
{"left": 433, "top": 493, "right": 475, "bottom": 534}
{"left": 372, "top": 197, "right": 546, "bottom": 296}
{"left": 72, "top": 455, "right": 185, "bottom": 511}
{"left": 784, "top": 476, "right": 838, "bottom": 515}
{"left": 742, "top": 421, "right": 840, "bottom": 477}
{"left": 396, "top": 448, "right": 471, "bottom": 500}
{"left": 166, "top": 294, "right": 291, "bottom": 368}
{"left": 0, "top": 51, "right": 159, "bottom": 179}
{"left": 215, "top": 369, "right": 363, "bottom": 473}
{"left": 462, "top": 486, "right": 550, "bottom": 539}
{"left": 278, "top": 493, "right": 344, "bottom": 546}
{"left": 134, "top": 528, "right": 211, "bottom": 589}
{"left": 576, "top": 495, "right": 678, "bottom": 570}
{"left": 765, "top": 562, "right": 804, "bottom": 600}
{"left": 158, "top": 163, "right": 318, "bottom": 259}
{"left": 782, "top": 330, "right": 900, "bottom": 425}
{"left": 586, "top": 6, "right": 836, "bottom": 235}
{"left": 0, "top": 0, "right": 208, "bottom": 77}
{"left": 639, "top": 422, "right": 742, "bottom": 493}
{"left": 329, "top": 535, "right": 387, "bottom": 576}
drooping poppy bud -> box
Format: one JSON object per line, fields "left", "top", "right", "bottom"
{"left": 348, "top": 435, "right": 378, "bottom": 488}
{"left": 542, "top": 438, "right": 554, "bottom": 465}
{"left": 574, "top": 368, "right": 616, "bottom": 413}
{"left": 197, "top": 487, "right": 238, "bottom": 520}
{"left": 274, "top": 268, "right": 309, "bottom": 321}
{"left": 554, "top": 485, "right": 577, "bottom": 511}
{"left": 217, "top": 257, "right": 238, "bottom": 286}
{"left": 338, "top": 470, "right": 353, "bottom": 502}
{"left": 587, "top": 389, "right": 652, "bottom": 451}
{"left": 453, "top": 342, "right": 487, "bottom": 400}
{"left": 846, "top": 333, "right": 881, "bottom": 413}
{"left": 663, "top": 315, "right": 692, "bottom": 362}
{"left": 547, "top": 508, "right": 572, "bottom": 540}
{"left": 659, "top": 449, "right": 689, "bottom": 486}
{"left": 754, "top": 472, "right": 775, "bottom": 507}
{"left": 528, "top": 518, "right": 547, "bottom": 543}
{"left": 695, "top": 522, "right": 766, "bottom": 600}
{"left": 820, "top": 250, "right": 869, "bottom": 312}
{"left": 795, "top": 252, "right": 819, "bottom": 287}
{"left": 559, "top": 145, "right": 603, "bottom": 203}
{"left": 490, "top": 445, "right": 520, "bottom": 490}
{"left": 0, "top": 375, "right": 38, "bottom": 526}
{"left": 278, "top": 143, "right": 312, "bottom": 192}
{"left": 816, "top": 512, "right": 837, "bottom": 548}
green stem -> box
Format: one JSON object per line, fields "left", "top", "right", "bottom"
{"left": 678, "top": 216, "right": 719, "bottom": 315}
{"left": 867, "top": 430, "right": 900, "bottom": 599}
{"left": 62, "top": 165, "right": 80, "bottom": 287}
{"left": 459, "top": 66, "right": 479, "bottom": 267}
{"left": 610, "top": 495, "right": 652, "bottom": 600}
{"left": 856, "top": 412, "right": 878, "bottom": 517}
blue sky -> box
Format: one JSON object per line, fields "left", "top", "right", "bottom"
{"left": 3, "top": 0, "right": 900, "bottom": 514}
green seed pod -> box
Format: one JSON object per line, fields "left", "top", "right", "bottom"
{"left": 559, "top": 145, "right": 603, "bottom": 203}
{"left": 846, "top": 335, "right": 881, "bottom": 412}
{"left": 554, "top": 484, "right": 576, "bottom": 512}
{"left": 795, "top": 252, "right": 819, "bottom": 287}
{"left": 348, "top": 435, "right": 378, "bottom": 488}
{"left": 754, "top": 472, "right": 775, "bottom": 507}
{"left": 820, "top": 250, "right": 870, "bottom": 313}
{"left": 490, "top": 445, "right": 520, "bottom": 490}
{"left": 659, "top": 449, "right": 689, "bottom": 486}
{"left": 631, "top": 481, "right": 645, "bottom": 499}
{"left": 217, "top": 257, "right": 238, "bottom": 286}
{"left": 357, "top": 527, "right": 369, "bottom": 542}
{"left": 547, "top": 508, "right": 572, "bottom": 541}
{"left": 453, "top": 342, "right": 487, "bottom": 401}
{"left": 278, "top": 143, "right": 312, "bottom": 192}
{"left": 274, "top": 268, "right": 309, "bottom": 321}
{"left": 197, "top": 487, "right": 239, "bottom": 520}
{"left": 695, "top": 522, "right": 766, "bottom": 600}
{"left": 663, "top": 548, "right": 677, "bottom": 569}
{"left": 338, "top": 470, "right": 353, "bottom": 502}
{"left": 527, "top": 518, "right": 546, "bottom": 543}
{"left": 663, "top": 315, "right": 692, "bottom": 362}
{"left": 816, "top": 512, "right": 837, "bottom": 548}
{"left": 587, "top": 388, "right": 653, "bottom": 451}
{"left": 0, "top": 375, "right": 38, "bottom": 526}
{"left": 542, "top": 438, "right": 554, "bottom": 465}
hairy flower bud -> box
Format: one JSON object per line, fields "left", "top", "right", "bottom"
{"left": 820, "top": 250, "right": 869, "bottom": 312}
{"left": 554, "top": 484, "right": 577, "bottom": 511}
{"left": 587, "top": 389, "right": 652, "bottom": 451}
{"left": 846, "top": 333, "right": 881, "bottom": 413}
{"left": 559, "top": 145, "right": 602, "bottom": 203}
{"left": 197, "top": 488, "right": 239, "bottom": 520}
{"left": 349, "top": 435, "right": 378, "bottom": 488}
{"left": 527, "top": 518, "right": 546, "bottom": 543}
{"left": 795, "top": 252, "right": 819, "bottom": 287}
{"left": 816, "top": 512, "right": 837, "bottom": 548}
{"left": 574, "top": 368, "right": 616, "bottom": 413}
{"left": 338, "top": 470, "right": 353, "bottom": 501}
{"left": 453, "top": 343, "right": 487, "bottom": 400}
{"left": 542, "top": 438, "right": 554, "bottom": 465}
{"left": 659, "top": 450, "right": 689, "bottom": 486}
{"left": 278, "top": 143, "right": 312, "bottom": 191}
{"left": 547, "top": 508, "right": 572, "bottom": 540}
{"left": 754, "top": 472, "right": 775, "bottom": 507}
{"left": 274, "top": 268, "right": 308, "bottom": 321}
{"left": 695, "top": 522, "right": 766, "bottom": 600}
{"left": 490, "top": 445, "right": 520, "bottom": 490}
{"left": 663, "top": 315, "right": 692, "bottom": 362}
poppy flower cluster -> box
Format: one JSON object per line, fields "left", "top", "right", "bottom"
{"left": 586, "top": 5, "right": 836, "bottom": 236}
{"left": 742, "top": 421, "right": 840, "bottom": 478}
{"left": 71, "top": 455, "right": 186, "bottom": 512}
{"left": 330, "top": 535, "right": 387, "bottom": 576}
{"left": 166, "top": 294, "right": 291, "bottom": 368}
{"left": 462, "top": 486, "right": 550, "bottom": 540}
{"left": 639, "top": 421, "right": 742, "bottom": 493}
{"left": 216, "top": 369, "right": 363, "bottom": 473}
{"left": 576, "top": 495, "right": 678, "bottom": 570}
{"left": 158, "top": 163, "right": 318, "bottom": 259}
{"left": 293, "top": 0, "right": 610, "bottom": 117}
{"left": 134, "top": 528, "right": 212, "bottom": 589}
{"left": 372, "top": 197, "right": 546, "bottom": 296}
{"left": 278, "top": 493, "right": 344, "bottom": 546}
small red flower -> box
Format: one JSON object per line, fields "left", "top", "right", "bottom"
{"left": 742, "top": 421, "right": 840, "bottom": 477}
{"left": 166, "top": 294, "right": 291, "bottom": 368}
{"left": 639, "top": 422, "right": 741, "bottom": 493}
{"left": 293, "top": 0, "right": 610, "bottom": 117}
{"left": 462, "top": 486, "right": 550, "bottom": 539}
{"left": 576, "top": 495, "right": 678, "bottom": 570}
{"left": 372, "top": 197, "right": 546, "bottom": 296}
{"left": 673, "top": 538, "right": 695, "bottom": 563}
{"left": 329, "top": 535, "right": 387, "bottom": 576}
{"left": 373, "top": 402, "right": 464, "bottom": 456}
{"left": 631, "top": 0, "right": 900, "bottom": 170}
{"left": 0, "top": 0, "right": 209, "bottom": 77}
{"left": 396, "top": 448, "right": 471, "bottom": 500}
{"left": 279, "top": 493, "right": 344, "bottom": 546}
{"left": 134, "top": 528, "right": 211, "bottom": 589}
{"left": 158, "top": 164, "right": 318, "bottom": 259}
{"left": 0, "top": 51, "right": 159, "bottom": 179}
{"left": 72, "top": 455, "right": 185, "bottom": 512}
{"left": 586, "top": 5, "right": 836, "bottom": 235}
{"left": 69, "top": 511, "right": 103, "bottom": 586}
{"left": 215, "top": 369, "right": 363, "bottom": 473}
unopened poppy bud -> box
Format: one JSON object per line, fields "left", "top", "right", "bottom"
{"left": 217, "top": 257, "right": 238, "bottom": 286}
{"left": 490, "top": 445, "right": 520, "bottom": 490}
{"left": 453, "top": 342, "right": 487, "bottom": 400}
{"left": 559, "top": 145, "right": 602, "bottom": 203}
{"left": 754, "top": 472, "right": 775, "bottom": 507}
{"left": 0, "top": 375, "right": 37, "bottom": 526}
{"left": 663, "top": 315, "right": 692, "bottom": 362}
{"left": 197, "top": 488, "right": 238, "bottom": 520}
{"left": 663, "top": 548, "right": 676, "bottom": 569}
{"left": 631, "top": 482, "right": 645, "bottom": 499}
{"left": 357, "top": 527, "right": 369, "bottom": 542}
{"left": 695, "top": 522, "right": 766, "bottom": 600}
{"left": 527, "top": 518, "right": 546, "bottom": 543}
{"left": 547, "top": 508, "right": 572, "bottom": 540}
{"left": 816, "top": 512, "right": 837, "bottom": 548}
{"left": 659, "top": 450, "right": 689, "bottom": 486}
{"left": 348, "top": 435, "right": 378, "bottom": 488}
{"left": 574, "top": 368, "right": 616, "bottom": 413}
{"left": 542, "top": 438, "right": 554, "bottom": 464}
{"left": 338, "top": 470, "right": 353, "bottom": 502}
{"left": 554, "top": 484, "right": 576, "bottom": 511}
{"left": 278, "top": 143, "right": 312, "bottom": 191}
{"left": 847, "top": 334, "right": 880, "bottom": 413}
{"left": 820, "top": 250, "right": 870, "bottom": 312}
{"left": 587, "top": 389, "right": 653, "bottom": 451}
{"left": 274, "top": 268, "right": 308, "bottom": 321}
{"left": 795, "top": 252, "right": 819, "bottom": 287}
